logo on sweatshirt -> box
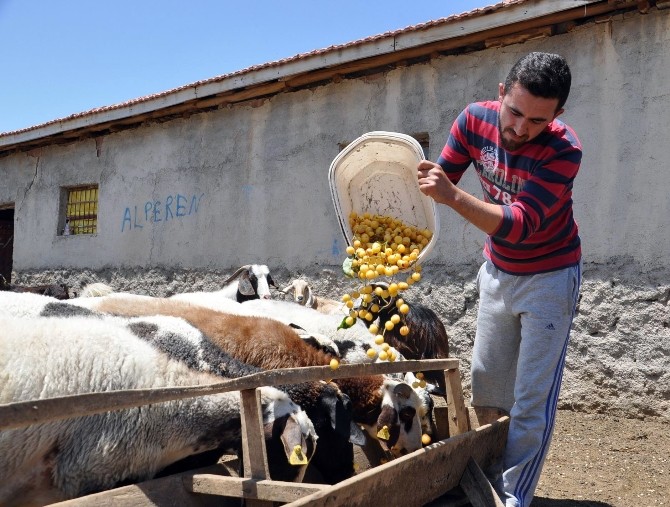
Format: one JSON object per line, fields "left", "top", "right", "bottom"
{"left": 480, "top": 146, "right": 498, "bottom": 172}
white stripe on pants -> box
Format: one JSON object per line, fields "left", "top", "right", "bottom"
{"left": 471, "top": 259, "right": 581, "bottom": 507}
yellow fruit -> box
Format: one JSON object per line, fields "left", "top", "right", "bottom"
{"left": 421, "top": 434, "right": 432, "bottom": 445}
{"left": 384, "top": 320, "right": 394, "bottom": 331}
{"left": 399, "top": 325, "right": 410, "bottom": 336}
{"left": 399, "top": 303, "right": 410, "bottom": 314}
{"left": 378, "top": 350, "right": 389, "bottom": 361}
{"left": 366, "top": 348, "right": 378, "bottom": 359}
{"left": 345, "top": 316, "right": 355, "bottom": 326}
{"left": 330, "top": 358, "right": 340, "bottom": 370}
{"left": 390, "top": 314, "right": 401, "bottom": 324}
{"left": 411, "top": 272, "right": 421, "bottom": 282}
{"left": 374, "top": 335, "right": 385, "bottom": 345}
{"left": 369, "top": 324, "right": 379, "bottom": 335}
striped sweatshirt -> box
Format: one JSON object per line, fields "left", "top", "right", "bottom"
{"left": 437, "top": 101, "right": 582, "bottom": 275}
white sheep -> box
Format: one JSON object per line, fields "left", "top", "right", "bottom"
{"left": 0, "top": 315, "right": 317, "bottom": 506}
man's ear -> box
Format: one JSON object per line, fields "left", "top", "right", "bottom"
{"left": 553, "top": 108, "right": 565, "bottom": 120}
{"left": 498, "top": 82, "right": 505, "bottom": 102}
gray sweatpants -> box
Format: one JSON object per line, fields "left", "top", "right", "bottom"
{"left": 471, "top": 259, "right": 581, "bottom": 507}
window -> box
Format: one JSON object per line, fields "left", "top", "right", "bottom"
{"left": 62, "top": 185, "right": 98, "bottom": 235}
{"left": 412, "top": 132, "right": 430, "bottom": 159}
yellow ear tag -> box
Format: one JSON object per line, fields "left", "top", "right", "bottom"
{"left": 377, "top": 425, "right": 390, "bottom": 441}
{"left": 289, "top": 444, "right": 308, "bottom": 466}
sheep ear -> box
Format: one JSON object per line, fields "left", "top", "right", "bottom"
{"left": 277, "top": 414, "right": 316, "bottom": 465}
{"left": 280, "top": 284, "right": 293, "bottom": 293}
{"left": 238, "top": 273, "right": 255, "bottom": 296}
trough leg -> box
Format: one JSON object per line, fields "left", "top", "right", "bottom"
{"left": 240, "top": 388, "right": 272, "bottom": 507}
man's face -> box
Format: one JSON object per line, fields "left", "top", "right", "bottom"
{"left": 498, "top": 82, "right": 563, "bottom": 151}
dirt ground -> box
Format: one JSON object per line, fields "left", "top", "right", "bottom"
{"left": 530, "top": 409, "right": 670, "bottom": 507}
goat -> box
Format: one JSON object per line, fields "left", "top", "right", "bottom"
{"left": 171, "top": 264, "right": 277, "bottom": 304}
{"left": 0, "top": 274, "right": 70, "bottom": 300}
{"left": 0, "top": 315, "right": 317, "bottom": 506}
{"left": 281, "top": 279, "right": 345, "bottom": 315}
{"left": 79, "top": 294, "right": 428, "bottom": 458}
{"left": 41, "top": 300, "right": 364, "bottom": 484}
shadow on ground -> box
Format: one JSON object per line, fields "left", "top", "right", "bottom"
{"left": 531, "top": 498, "right": 613, "bottom": 507}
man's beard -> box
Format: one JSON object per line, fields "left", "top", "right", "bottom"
{"left": 499, "top": 125, "right": 528, "bottom": 151}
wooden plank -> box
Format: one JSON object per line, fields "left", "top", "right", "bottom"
{"left": 47, "top": 467, "right": 234, "bottom": 507}
{"left": 184, "top": 475, "right": 327, "bottom": 503}
{"left": 459, "top": 457, "right": 505, "bottom": 507}
{"left": 285, "top": 417, "right": 509, "bottom": 507}
{"left": 0, "top": 358, "right": 458, "bottom": 431}
{"left": 240, "top": 388, "right": 271, "bottom": 507}
{"left": 469, "top": 407, "right": 509, "bottom": 430}
{"left": 433, "top": 405, "right": 451, "bottom": 441}
{"left": 445, "top": 368, "right": 469, "bottom": 436}
{"left": 240, "top": 389, "right": 269, "bottom": 480}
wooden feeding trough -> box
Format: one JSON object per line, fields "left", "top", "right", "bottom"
{"left": 1, "top": 358, "right": 509, "bottom": 507}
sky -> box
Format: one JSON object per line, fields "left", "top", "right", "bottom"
{"left": 0, "top": 1, "right": 492, "bottom": 134}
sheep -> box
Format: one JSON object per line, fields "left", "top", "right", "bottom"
{"left": 0, "top": 315, "right": 317, "bottom": 506}
{"left": 237, "top": 298, "right": 438, "bottom": 435}
{"left": 40, "top": 301, "right": 365, "bottom": 485}
{"left": 281, "top": 278, "right": 346, "bottom": 315}
{"left": 171, "top": 264, "right": 278, "bottom": 304}
{"left": 0, "top": 274, "right": 70, "bottom": 300}
{"left": 77, "top": 294, "right": 429, "bottom": 458}
{"left": 355, "top": 282, "right": 450, "bottom": 394}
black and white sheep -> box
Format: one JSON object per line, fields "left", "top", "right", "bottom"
{"left": 171, "top": 264, "right": 278, "bottom": 304}
{"left": 0, "top": 315, "right": 317, "bottom": 506}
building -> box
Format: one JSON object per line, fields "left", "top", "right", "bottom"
{"left": 1, "top": 0, "right": 669, "bottom": 419}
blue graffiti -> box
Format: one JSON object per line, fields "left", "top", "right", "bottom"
{"left": 121, "top": 193, "right": 205, "bottom": 232}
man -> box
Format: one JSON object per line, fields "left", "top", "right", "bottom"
{"left": 417, "top": 52, "right": 582, "bottom": 507}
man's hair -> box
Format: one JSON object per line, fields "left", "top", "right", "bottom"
{"left": 504, "top": 52, "right": 572, "bottom": 111}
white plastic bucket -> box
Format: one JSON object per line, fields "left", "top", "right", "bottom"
{"left": 328, "top": 131, "right": 440, "bottom": 265}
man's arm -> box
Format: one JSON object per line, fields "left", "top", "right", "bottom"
{"left": 417, "top": 159, "right": 503, "bottom": 235}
